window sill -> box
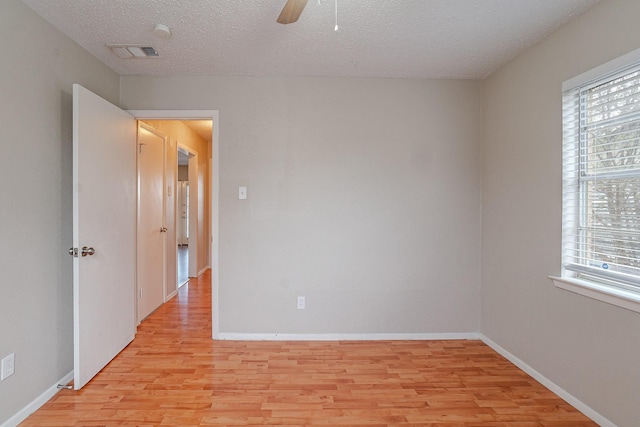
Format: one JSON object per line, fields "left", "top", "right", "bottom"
{"left": 550, "top": 276, "right": 640, "bottom": 314}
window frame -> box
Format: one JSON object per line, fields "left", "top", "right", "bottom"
{"left": 552, "top": 49, "right": 640, "bottom": 313}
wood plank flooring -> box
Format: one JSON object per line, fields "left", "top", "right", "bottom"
{"left": 21, "top": 270, "right": 597, "bottom": 426}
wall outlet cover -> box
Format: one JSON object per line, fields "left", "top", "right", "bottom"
{"left": 1, "top": 353, "right": 15, "bottom": 380}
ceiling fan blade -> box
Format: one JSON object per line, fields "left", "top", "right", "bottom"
{"left": 277, "top": 0, "right": 309, "bottom": 24}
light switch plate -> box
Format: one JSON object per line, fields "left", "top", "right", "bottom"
{"left": 239, "top": 186, "right": 247, "bottom": 200}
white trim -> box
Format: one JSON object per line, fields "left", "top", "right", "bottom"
{"left": 480, "top": 335, "right": 615, "bottom": 427}
{"left": 126, "top": 110, "right": 220, "bottom": 339}
{"left": 216, "top": 332, "right": 480, "bottom": 341}
{"left": 563, "top": 47, "right": 640, "bottom": 90}
{"left": 210, "top": 113, "right": 220, "bottom": 339}
{"left": 550, "top": 276, "right": 640, "bottom": 314}
{"left": 165, "top": 288, "right": 178, "bottom": 301}
{"left": 186, "top": 150, "right": 199, "bottom": 278}
{"left": 1, "top": 371, "right": 73, "bottom": 427}
{"left": 126, "top": 110, "right": 218, "bottom": 120}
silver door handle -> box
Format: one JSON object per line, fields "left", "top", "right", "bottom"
{"left": 81, "top": 246, "right": 95, "bottom": 257}
{"left": 160, "top": 227, "right": 168, "bottom": 232}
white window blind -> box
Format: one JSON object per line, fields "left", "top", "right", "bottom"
{"left": 562, "top": 62, "right": 640, "bottom": 290}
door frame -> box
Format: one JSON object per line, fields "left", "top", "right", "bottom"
{"left": 178, "top": 144, "right": 199, "bottom": 279}
{"left": 128, "top": 110, "right": 220, "bottom": 339}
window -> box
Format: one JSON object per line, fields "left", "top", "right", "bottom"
{"left": 559, "top": 51, "right": 640, "bottom": 307}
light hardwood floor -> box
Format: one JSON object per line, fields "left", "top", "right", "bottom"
{"left": 21, "top": 270, "right": 597, "bottom": 426}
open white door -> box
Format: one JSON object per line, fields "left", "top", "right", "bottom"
{"left": 72, "top": 84, "right": 136, "bottom": 390}
{"left": 136, "top": 123, "right": 166, "bottom": 321}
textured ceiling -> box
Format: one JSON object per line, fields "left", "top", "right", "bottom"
{"left": 21, "top": 0, "right": 599, "bottom": 79}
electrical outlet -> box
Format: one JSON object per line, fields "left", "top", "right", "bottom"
{"left": 297, "top": 296, "right": 305, "bottom": 310}
{"left": 1, "top": 353, "right": 15, "bottom": 381}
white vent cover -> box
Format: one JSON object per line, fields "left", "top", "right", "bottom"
{"left": 107, "top": 44, "right": 159, "bottom": 59}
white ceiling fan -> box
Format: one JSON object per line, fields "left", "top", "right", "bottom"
{"left": 277, "top": 0, "right": 309, "bottom": 24}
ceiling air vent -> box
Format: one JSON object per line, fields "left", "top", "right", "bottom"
{"left": 107, "top": 44, "right": 160, "bottom": 59}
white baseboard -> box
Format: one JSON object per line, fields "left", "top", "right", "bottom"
{"left": 1, "top": 371, "right": 73, "bottom": 427}
{"left": 197, "top": 267, "right": 208, "bottom": 277}
{"left": 217, "top": 332, "right": 481, "bottom": 341}
{"left": 165, "top": 289, "right": 178, "bottom": 301}
{"left": 479, "top": 334, "right": 614, "bottom": 427}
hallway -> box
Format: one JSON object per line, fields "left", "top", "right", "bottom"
{"left": 21, "top": 270, "right": 596, "bottom": 426}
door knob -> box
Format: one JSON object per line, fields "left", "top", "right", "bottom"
{"left": 160, "top": 227, "right": 168, "bottom": 232}
{"left": 81, "top": 246, "right": 95, "bottom": 257}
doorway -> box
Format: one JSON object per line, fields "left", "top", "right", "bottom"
{"left": 136, "top": 118, "right": 207, "bottom": 302}
{"left": 177, "top": 178, "right": 189, "bottom": 285}
{"left": 177, "top": 146, "right": 197, "bottom": 286}
{"left": 129, "top": 110, "right": 220, "bottom": 339}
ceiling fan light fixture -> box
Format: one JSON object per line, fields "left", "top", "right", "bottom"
{"left": 277, "top": 0, "right": 308, "bottom": 24}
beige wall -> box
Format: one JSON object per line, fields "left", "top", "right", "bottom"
{"left": 0, "top": 0, "right": 121, "bottom": 423}
{"left": 481, "top": 0, "right": 640, "bottom": 425}
{"left": 121, "top": 76, "right": 483, "bottom": 335}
